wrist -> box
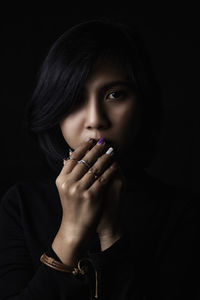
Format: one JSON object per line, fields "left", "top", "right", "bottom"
{"left": 52, "top": 233, "right": 84, "bottom": 267}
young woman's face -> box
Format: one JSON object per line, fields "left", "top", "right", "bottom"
{"left": 60, "top": 59, "right": 139, "bottom": 158}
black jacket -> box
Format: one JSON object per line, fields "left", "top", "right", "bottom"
{"left": 0, "top": 169, "right": 199, "bottom": 299}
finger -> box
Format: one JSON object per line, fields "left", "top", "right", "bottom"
{"left": 70, "top": 139, "right": 109, "bottom": 181}
{"left": 88, "top": 162, "right": 118, "bottom": 195}
{"left": 78, "top": 147, "right": 115, "bottom": 189}
{"left": 60, "top": 139, "right": 95, "bottom": 175}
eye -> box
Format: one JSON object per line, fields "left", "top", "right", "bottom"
{"left": 107, "top": 90, "right": 127, "bottom": 101}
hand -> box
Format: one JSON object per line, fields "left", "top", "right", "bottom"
{"left": 97, "top": 166, "right": 126, "bottom": 250}
{"left": 52, "top": 138, "right": 118, "bottom": 265}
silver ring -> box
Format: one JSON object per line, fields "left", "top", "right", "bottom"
{"left": 77, "top": 159, "right": 91, "bottom": 168}
{"left": 69, "top": 157, "right": 78, "bottom": 161}
{"left": 64, "top": 157, "right": 78, "bottom": 162}
{"left": 88, "top": 169, "right": 99, "bottom": 179}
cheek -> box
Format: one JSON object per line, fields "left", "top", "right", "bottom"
{"left": 111, "top": 101, "right": 136, "bottom": 131}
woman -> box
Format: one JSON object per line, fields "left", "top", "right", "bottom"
{"left": 0, "top": 19, "right": 199, "bottom": 299}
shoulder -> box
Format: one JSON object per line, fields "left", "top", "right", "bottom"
{"left": 1, "top": 178, "right": 56, "bottom": 198}
{"left": 0, "top": 178, "right": 59, "bottom": 215}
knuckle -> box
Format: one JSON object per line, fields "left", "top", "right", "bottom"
{"left": 98, "top": 176, "right": 107, "bottom": 183}
{"left": 82, "top": 190, "right": 93, "bottom": 200}
{"left": 68, "top": 183, "right": 81, "bottom": 196}
{"left": 90, "top": 166, "right": 101, "bottom": 174}
{"left": 60, "top": 181, "right": 68, "bottom": 191}
{"left": 55, "top": 176, "right": 62, "bottom": 187}
{"left": 96, "top": 155, "right": 104, "bottom": 163}
{"left": 70, "top": 154, "right": 78, "bottom": 161}
{"left": 56, "top": 177, "right": 72, "bottom": 193}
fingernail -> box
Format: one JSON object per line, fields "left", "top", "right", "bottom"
{"left": 69, "top": 148, "right": 73, "bottom": 155}
{"left": 97, "top": 137, "right": 104, "bottom": 145}
{"left": 106, "top": 147, "right": 114, "bottom": 154}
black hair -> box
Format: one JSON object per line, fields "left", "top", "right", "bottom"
{"left": 25, "top": 18, "right": 163, "bottom": 174}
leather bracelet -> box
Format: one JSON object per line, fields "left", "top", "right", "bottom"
{"left": 40, "top": 253, "right": 98, "bottom": 298}
{"left": 40, "top": 253, "right": 87, "bottom": 275}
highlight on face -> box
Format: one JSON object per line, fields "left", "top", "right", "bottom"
{"left": 26, "top": 19, "right": 161, "bottom": 172}
{"left": 60, "top": 58, "right": 140, "bottom": 158}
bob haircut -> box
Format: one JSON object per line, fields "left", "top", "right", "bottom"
{"left": 25, "top": 18, "right": 163, "bottom": 174}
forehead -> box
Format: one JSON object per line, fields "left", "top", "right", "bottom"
{"left": 83, "top": 58, "right": 129, "bottom": 90}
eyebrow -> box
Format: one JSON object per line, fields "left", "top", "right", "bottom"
{"left": 102, "top": 80, "right": 136, "bottom": 92}
{"left": 81, "top": 80, "right": 134, "bottom": 94}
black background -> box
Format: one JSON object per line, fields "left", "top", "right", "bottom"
{"left": 1, "top": 6, "right": 200, "bottom": 198}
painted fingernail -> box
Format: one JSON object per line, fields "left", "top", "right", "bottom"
{"left": 97, "top": 137, "right": 104, "bottom": 145}
{"left": 106, "top": 147, "right": 114, "bottom": 154}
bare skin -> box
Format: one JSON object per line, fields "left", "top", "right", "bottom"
{"left": 52, "top": 60, "right": 138, "bottom": 266}
{"left": 53, "top": 139, "right": 121, "bottom": 266}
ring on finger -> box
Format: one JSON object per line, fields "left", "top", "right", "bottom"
{"left": 70, "top": 157, "right": 78, "bottom": 162}
{"left": 63, "top": 157, "right": 78, "bottom": 165}
{"left": 77, "top": 159, "right": 91, "bottom": 169}
{"left": 88, "top": 169, "right": 99, "bottom": 179}
{"left": 63, "top": 157, "right": 78, "bottom": 162}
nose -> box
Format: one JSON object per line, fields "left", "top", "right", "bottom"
{"left": 84, "top": 98, "right": 110, "bottom": 130}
